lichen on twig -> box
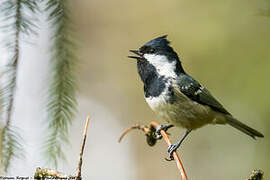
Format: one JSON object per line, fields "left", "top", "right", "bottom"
{"left": 246, "top": 170, "right": 264, "bottom": 180}
{"left": 34, "top": 167, "right": 74, "bottom": 179}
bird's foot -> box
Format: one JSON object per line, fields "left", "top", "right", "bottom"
{"left": 155, "top": 124, "right": 174, "bottom": 139}
{"left": 166, "top": 143, "right": 179, "bottom": 161}
{"left": 165, "top": 129, "right": 192, "bottom": 161}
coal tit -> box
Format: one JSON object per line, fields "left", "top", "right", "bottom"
{"left": 128, "top": 35, "right": 264, "bottom": 160}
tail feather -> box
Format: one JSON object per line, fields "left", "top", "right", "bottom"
{"left": 226, "top": 116, "right": 264, "bottom": 139}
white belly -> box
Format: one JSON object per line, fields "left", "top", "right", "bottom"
{"left": 145, "top": 92, "right": 224, "bottom": 130}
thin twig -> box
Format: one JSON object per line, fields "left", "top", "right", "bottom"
{"left": 119, "top": 121, "right": 188, "bottom": 180}
{"left": 150, "top": 121, "right": 188, "bottom": 180}
{"left": 76, "top": 115, "right": 90, "bottom": 180}
{"left": 118, "top": 124, "right": 149, "bottom": 143}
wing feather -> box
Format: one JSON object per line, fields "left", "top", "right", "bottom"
{"left": 173, "top": 74, "right": 230, "bottom": 115}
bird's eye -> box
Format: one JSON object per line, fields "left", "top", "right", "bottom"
{"left": 139, "top": 46, "right": 155, "bottom": 54}
{"left": 149, "top": 48, "right": 155, "bottom": 53}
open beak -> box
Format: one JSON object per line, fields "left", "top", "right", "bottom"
{"left": 128, "top": 50, "right": 144, "bottom": 60}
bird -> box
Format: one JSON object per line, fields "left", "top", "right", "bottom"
{"left": 128, "top": 35, "right": 264, "bottom": 160}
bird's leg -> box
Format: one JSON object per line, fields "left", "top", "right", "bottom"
{"left": 167, "top": 129, "right": 192, "bottom": 161}
{"left": 155, "top": 124, "right": 174, "bottom": 139}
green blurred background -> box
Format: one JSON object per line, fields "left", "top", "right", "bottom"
{"left": 7, "top": 0, "right": 270, "bottom": 179}
{"left": 71, "top": 0, "right": 270, "bottom": 179}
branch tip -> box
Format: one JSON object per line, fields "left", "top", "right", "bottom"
{"left": 118, "top": 124, "right": 146, "bottom": 143}
{"left": 76, "top": 115, "right": 91, "bottom": 180}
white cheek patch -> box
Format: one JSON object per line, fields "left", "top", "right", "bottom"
{"left": 144, "top": 54, "right": 177, "bottom": 78}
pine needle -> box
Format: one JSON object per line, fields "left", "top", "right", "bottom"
{"left": 0, "top": 0, "right": 37, "bottom": 172}
{"left": 44, "top": 0, "right": 78, "bottom": 168}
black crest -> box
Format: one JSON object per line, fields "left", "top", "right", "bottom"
{"left": 139, "top": 35, "right": 181, "bottom": 63}
{"left": 144, "top": 35, "right": 170, "bottom": 48}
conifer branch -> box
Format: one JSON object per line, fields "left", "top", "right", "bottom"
{"left": 44, "top": 0, "right": 78, "bottom": 167}
{"left": 0, "top": 0, "right": 37, "bottom": 172}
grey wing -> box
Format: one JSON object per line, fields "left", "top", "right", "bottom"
{"left": 173, "top": 74, "right": 231, "bottom": 115}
